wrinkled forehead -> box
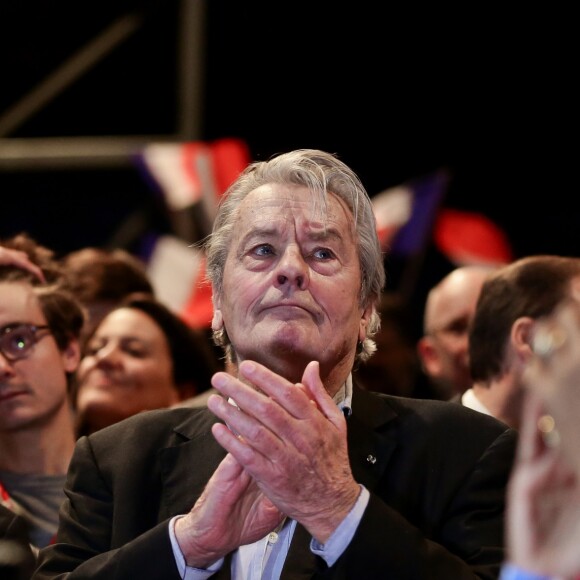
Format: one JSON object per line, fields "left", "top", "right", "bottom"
{"left": 235, "top": 183, "right": 355, "bottom": 232}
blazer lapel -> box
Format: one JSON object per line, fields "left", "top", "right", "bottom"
{"left": 157, "top": 409, "right": 227, "bottom": 520}
{"left": 347, "top": 386, "right": 398, "bottom": 492}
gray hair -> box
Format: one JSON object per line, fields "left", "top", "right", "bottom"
{"left": 204, "top": 149, "right": 386, "bottom": 363}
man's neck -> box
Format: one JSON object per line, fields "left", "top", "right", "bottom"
{"left": 472, "top": 376, "right": 522, "bottom": 430}
{"left": 0, "top": 409, "right": 76, "bottom": 475}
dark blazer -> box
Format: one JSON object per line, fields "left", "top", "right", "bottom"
{"left": 33, "top": 387, "right": 516, "bottom": 580}
{"left": 0, "top": 504, "right": 37, "bottom": 580}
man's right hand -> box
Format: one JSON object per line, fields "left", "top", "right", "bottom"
{"left": 0, "top": 247, "right": 45, "bottom": 281}
{"left": 174, "top": 453, "right": 284, "bottom": 569}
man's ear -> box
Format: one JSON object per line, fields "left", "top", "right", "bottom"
{"left": 211, "top": 310, "right": 223, "bottom": 331}
{"left": 62, "top": 339, "right": 81, "bottom": 373}
{"left": 358, "top": 303, "right": 374, "bottom": 343}
{"left": 417, "top": 337, "right": 441, "bottom": 375}
{"left": 211, "top": 289, "right": 223, "bottom": 331}
{"left": 511, "top": 316, "right": 536, "bottom": 359}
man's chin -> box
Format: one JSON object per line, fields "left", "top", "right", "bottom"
{"left": 251, "top": 339, "right": 313, "bottom": 362}
{"left": 239, "top": 338, "right": 316, "bottom": 378}
{"left": 232, "top": 320, "right": 320, "bottom": 359}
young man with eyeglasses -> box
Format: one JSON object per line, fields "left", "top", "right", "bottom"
{"left": 0, "top": 234, "right": 85, "bottom": 563}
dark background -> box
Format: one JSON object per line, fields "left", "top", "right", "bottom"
{"left": 0, "top": 1, "right": 574, "bottom": 330}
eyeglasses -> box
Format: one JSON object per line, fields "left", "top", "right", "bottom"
{"left": 0, "top": 323, "right": 52, "bottom": 362}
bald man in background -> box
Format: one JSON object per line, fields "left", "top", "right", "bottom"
{"left": 417, "top": 265, "right": 498, "bottom": 400}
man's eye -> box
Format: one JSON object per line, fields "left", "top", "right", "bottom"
{"left": 10, "top": 333, "right": 30, "bottom": 351}
{"left": 445, "top": 320, "right": 469, "bottom": 335}
{"left": 254, "top": 244, "right": 274, "bottom": 257}
{"left": 313, "top": 248, "right": 334, "bottom": 260}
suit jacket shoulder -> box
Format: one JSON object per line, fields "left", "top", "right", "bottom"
{"left": 35, "top": 389, "right": 516, "bottom": 580}
{"left": 337, "top": 387, "right": 517, "bottom": 579}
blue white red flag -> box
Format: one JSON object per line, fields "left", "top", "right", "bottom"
{"left": 134, "top": 137, "right": 251, "bottom": 228}
{"left": 141, "top": 234, "right": 213, "bottom": 329}
{"left": 372, "top": 169, "right": 450, "bottom": 256}
{"left": 133, "top": 138, "right": 251, "bottom": 328}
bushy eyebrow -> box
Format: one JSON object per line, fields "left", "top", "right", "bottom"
{"left": 239, "top": 223, "right": 345, "bottom": 247}
{"left": 307, "top": 227, "right": 343, "bottom": 244}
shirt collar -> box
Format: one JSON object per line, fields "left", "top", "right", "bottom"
{"left": 333, "top": 373, "right": 353, "bottom": 417}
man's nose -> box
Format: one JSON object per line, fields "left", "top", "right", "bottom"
{"left": 0, "top": 352, "right": 15, "bottom": 376}
{"left": 275, "top": 247, "right": 309, "bottom": 290}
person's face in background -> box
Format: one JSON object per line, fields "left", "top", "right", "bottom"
{"left": 0, "top": 282, "right": 79, "bottom": 432}
{"left": 76, "top": 307, "right": 181, "bottom": 432}
{"left": 211, "top": 184, "right": 371, "bottom": 391}
{"left": 417, "top": 268, "right": 491, "bottom": 399}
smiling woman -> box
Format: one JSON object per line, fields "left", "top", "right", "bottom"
{"left": 73, "top": 292, "right": 221, "bottom": 436}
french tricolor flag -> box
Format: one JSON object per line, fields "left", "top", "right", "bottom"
{"left": 143, "top": 234, "right": 213, "bottom": 328}
{"left": 372, "top": 168, "right": 513, "bottom": 267}
{"left": 136, "top": 137, "right": 251, "bottom": 210}
{"left": 372, "top": 169, "right": 450, "bottom": 256}
{"left": 134, "top": 137, "right": 251, "bottom": 328}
